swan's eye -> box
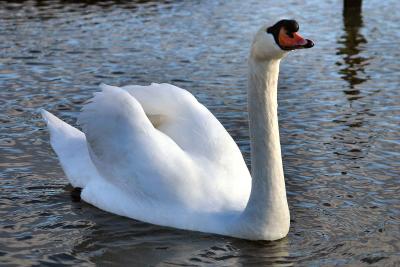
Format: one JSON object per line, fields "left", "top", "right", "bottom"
{"left": 286, "top": 31, "right": 294, "bottom": 38}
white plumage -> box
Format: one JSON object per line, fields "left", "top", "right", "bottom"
{"left": 42, "top": 83, "right": 251, "bottom": 235}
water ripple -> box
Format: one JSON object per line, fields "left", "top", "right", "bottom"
{"left": 0, "top": 0, "right": 399, "bottom": 266}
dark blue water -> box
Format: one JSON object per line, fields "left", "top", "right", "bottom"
{"left": 1, "top": 0, "right": 399, "bottom": 266}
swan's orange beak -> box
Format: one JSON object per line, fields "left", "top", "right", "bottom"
{"left": 278, "top": 28, "right": 314, "bottom": 50}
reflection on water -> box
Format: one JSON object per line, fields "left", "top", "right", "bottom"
{"left": 331, "top": 0, "right": 372, "bottom": 164}
{"left": 337, "top": 0, "right": 369, "bottom": 99}
{"left": 74, "top": 215, "right": 292, "bottom": 266}
{"left": 1, "top": 0, "right": 400, "bottom": 266}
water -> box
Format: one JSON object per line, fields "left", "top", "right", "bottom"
{"left": 1, "top": 0, "right": 399, "bottom": 266}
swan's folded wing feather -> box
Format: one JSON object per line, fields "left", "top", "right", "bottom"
{"left": 122, "top": 83, "right": 241, "bottom": 161}
{"left": 122, "top": 83, "right": 198, "bottom": 117}
{"left": 40, "top": 109, "right": 101, "bottom": 188}
{"left": 121, "top": 83, "right": 252, "bottom": 209}
{"left": 77, "top": 85, "right": 197, "bottom": 204}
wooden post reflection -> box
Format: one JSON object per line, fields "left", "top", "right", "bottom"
{"left": 337, "top": 0, "right": 368, "bottom": 100}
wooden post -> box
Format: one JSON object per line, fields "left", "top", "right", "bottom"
{"left": 344, "top": 0, "right": 362, "bottom": 9}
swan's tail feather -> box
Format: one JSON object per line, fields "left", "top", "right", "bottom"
{"left": 40, "top": 109, "right": 101, "bottom": 188}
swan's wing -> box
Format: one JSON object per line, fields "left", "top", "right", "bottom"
{"left": 123, "top": 83, "right": 251, "bottom": 209}
{"left": 122, "top": 83, "right": 246, "bottom": 164}
{"left": 40, "top": 109, "right": 101, "bottom": 188}
{"left": 122, "top": 83, "right": 211, "bottom": 156}
{"left": 78, "top": 85, "right": 198, "bottom": 206}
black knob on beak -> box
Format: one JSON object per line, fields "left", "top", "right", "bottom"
{"left": 304, "top": 39, "right": 314, "bottom": 48}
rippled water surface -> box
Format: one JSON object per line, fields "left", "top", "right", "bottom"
{"left": 1, "top": 0, "right": 399, "bottom": 266}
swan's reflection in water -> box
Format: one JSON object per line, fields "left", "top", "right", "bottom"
{"left": 70, "top": 201, "right": 291, "bottom": 266}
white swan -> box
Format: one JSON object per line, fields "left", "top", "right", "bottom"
{"left": 41, "top": 19, "right": 313, "bottom": 241}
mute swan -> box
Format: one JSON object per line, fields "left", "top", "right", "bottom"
{"left": 41, "top": 19, "right": 313, "bottom": 241}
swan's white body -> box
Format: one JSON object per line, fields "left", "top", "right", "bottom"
{"left": 41, "top": 21, "right": 312, "bottom": 240}
{"left": 41, "top": 83, "right": 252, "bottom": 235}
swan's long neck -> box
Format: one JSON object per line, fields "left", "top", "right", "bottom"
{"left": 233, "top": 58, "right": 289, "bottom": 240}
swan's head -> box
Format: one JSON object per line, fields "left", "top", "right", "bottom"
{"left": 251, "top": 19, "right": 314, "bottom": 61}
